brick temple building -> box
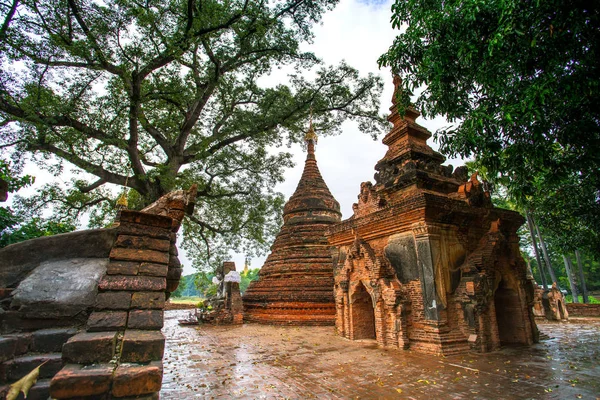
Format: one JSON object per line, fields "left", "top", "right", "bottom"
{"left": 243, "top": 123, "right": 341, "bottom": 325}
{"left": 326, "top": 77, "right": 538, "bottom": 355}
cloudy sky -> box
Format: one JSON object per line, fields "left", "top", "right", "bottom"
{"left": 179, "top": 0, "right": 463, "bottom": 274}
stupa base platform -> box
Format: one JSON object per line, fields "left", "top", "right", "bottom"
{"left": 243, "top": 301, "right": 335, "bottom": 325}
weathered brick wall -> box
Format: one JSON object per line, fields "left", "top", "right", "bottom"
{"left": 566, "top": 303, "right": 600, "bottom": 317}
{"left": 50, "top": 211, "right": 175, "bottom": 399}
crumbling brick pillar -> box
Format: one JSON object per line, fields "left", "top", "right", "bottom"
{"left": 50, "top": 211, "right": 175, "bottom": 399}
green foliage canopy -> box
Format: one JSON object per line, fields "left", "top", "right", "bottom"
{"left": 0, "top": 160, "right": 74, "bottom": 247}
{"left": 0, "top": 0, "right": 386, "bottom": 268}
{"left": 380, "top": 0, "right": 600, "bottom": 253}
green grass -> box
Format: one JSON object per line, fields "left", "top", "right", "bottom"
{"left": 168, "top": 296, "right": 203, "bottom": 305}
{"left": 564, "top": 295, "right": 599, "bottom": 304}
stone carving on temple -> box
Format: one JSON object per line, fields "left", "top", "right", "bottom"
{"left": 243, "top": 119, "right": 342, "bottom": 325}
{"left": 326, "top": 76, "right": 539, "bottom": 355}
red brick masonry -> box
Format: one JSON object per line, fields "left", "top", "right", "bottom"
{"left": 566, "top": 303, "right": 600, "bottom": 317}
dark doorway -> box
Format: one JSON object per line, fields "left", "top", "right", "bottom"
{"left": 351, "top": 281, "right": 376, "bottom": 340}
{"left": 494, "top": 280, "right": 526, "bottom": 345}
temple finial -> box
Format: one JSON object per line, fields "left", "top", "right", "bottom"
{"left": 392, "top": 74, "right": 402, "bottom": 105}
{"left": 304, "top": 106, "right": 318, "bottom": 150}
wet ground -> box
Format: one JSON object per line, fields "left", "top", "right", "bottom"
{"left": 161, "top": 310, "right": 600, "bottom": 399}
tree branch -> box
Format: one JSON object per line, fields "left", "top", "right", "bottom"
{"left": 0, "top": 0, "right": 19, "bottom": 40}
{"left": 29, "top": 141, "right": 142, "bottom": 191}
{"left": 66, "top": 0, "right": 123, "bottom": 76}
{"left": 77, "top": 178, "right": 107, "bottom": 193}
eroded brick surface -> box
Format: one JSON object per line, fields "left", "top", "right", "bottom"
{"left": 139, "top": 262, "right": 169, "bottom": 277}
{"left": 62, "top": 331, "right": 117, "bottom": 364}
{"left": 87, "top": 311, "right": 127, "bottom": 332}
{"left": 115, "top": 235, "right": 170, "bottom": 252}
{"left": 96, "top": 291, "right": 132, "bottom": 310}
{"left": 121, "top": 330, "right": 165, "bottom": 363}
{"left": 109, "top": 247, "right": 170, "bottom": 265}
{"left": 112, "top": 361, "right": 163, "bottom": 397}
{"left": 131, "top": 292, "right": 166, "bottom": 309}
{"left": 128, "top": 310, "right": 164, "bottom": 330}
{"left": 50, "top": 363, "right": 114, "bottom": 398}
{"left": 99, "top": 275, "right": 167, "bottom": 292}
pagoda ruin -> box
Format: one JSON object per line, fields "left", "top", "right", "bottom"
{"left": 243, "top": 122, "right": 341, "bottom": 325}
{"left": 326, "top": 76, "right": 539, "bottom": 355}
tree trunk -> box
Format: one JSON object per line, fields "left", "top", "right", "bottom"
{"left": 575, "top": 250, "right": 589, "bottom": 304}
{"left": 562, "top": 255, "right": 579, "bottom": 303}
{"left": 533, "top": 217, "right": 560, "bottom": 289}
{"left": 525, "top": 256, "right": 534, "bottom": 277}
{"left": 526, "top": 211, "right": 547, "bottom": 289}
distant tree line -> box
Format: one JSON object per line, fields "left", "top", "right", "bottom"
{"left": 171, "top": 267, "right": 260, "bottom": 298}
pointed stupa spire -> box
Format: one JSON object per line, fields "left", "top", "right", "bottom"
{"left": 242, "top": 115, "right": 341, "bottom": 325}
{"left": 304, "top": 107, "right": 318, "bottom": 155}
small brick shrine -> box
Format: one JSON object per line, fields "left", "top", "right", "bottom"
{"left": 243, "top": 124, "right": 341, "bottom": 325}
{"left": 532, "top": 282, "right": 569, "bottom": 321}
{"left": 326, "top": 77, "right": 539, "bottom": 355}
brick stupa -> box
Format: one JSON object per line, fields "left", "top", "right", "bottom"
{"left": 243, "top": 123, "right": 341, "bottom": 325}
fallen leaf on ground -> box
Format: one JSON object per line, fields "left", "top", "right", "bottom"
{"left": 6, "top": 361, "right": 47, "bottom": 400}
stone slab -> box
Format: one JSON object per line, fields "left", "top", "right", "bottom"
{"left": 0, "top": 229, "right": 116, "bottom": 289}
{"left": 10, "top": 258, "right": 108, "bottom": 318}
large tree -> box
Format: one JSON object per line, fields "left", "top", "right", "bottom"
{"left": 379, "top": 0, "right": 600, "bottom": 254}
{"left": 0, "top": 0, "right": 386, "bottom": 268}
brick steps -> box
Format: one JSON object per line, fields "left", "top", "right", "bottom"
{"left": 0, "top": 378, "right": 51, "bottom": 400}
{"left": 0, "top": 327, "right": 78, "bottom": 400}
{"left": 0, "top": 353, "right": 63, "bottom": 382}
{"left": 50, "top": 362, "right": 163, "bottom": 399}
{"left": 0, "top": 328, "right": 77, "bottom": 363}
